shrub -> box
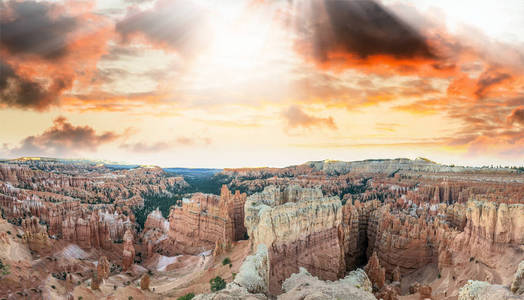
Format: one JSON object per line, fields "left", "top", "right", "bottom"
{"left": 177, "top": 293, "right": 195, "bottom": 300}
{"left": 222, "top": 257, "right": 231, "bottom": 266}
{"left": 437, "top": 273, "right": 441, "bottom": 279}
{"left": 210, "top": 276, "right": 226, "bottom": 292}
{"left": 0, "top": 259, "right": 10, "bottom": 276}
{"left": 51, "top": 285, "right": 56, "bottom": 289}
{"left": 52, "top": 272, "right": 67, "bottom": 280}
{"left": 469, "top": 257, "right": 474, "bottom": 262}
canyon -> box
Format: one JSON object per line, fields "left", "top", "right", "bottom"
{"left": 0, "top": 157, "right": 522, "bottom": 299}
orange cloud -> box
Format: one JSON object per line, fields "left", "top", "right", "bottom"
{"left": 0, "top": 0, "right": 113, "bottom": 110}
{"left": 8, "top": 117, "right": 121, "bottom": 156}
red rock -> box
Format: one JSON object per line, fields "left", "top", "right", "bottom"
{"left": 161, "top": 186, "right": 246, "bottom": 255}
{"left": 365, "top": 251, "right": 386, "bottom": 289}
{"left": 140, "top": 274, "right": 150, "bottom": 290}
{"left": 122, "top": 229, "right": 135, "bottom": 271}
{"left": 418, "top": 285, "right": 432, "bottom": 299}
{"left": 97, "top": 256, "right": 110, "bottom": 280}
{"left": 392, "top": 266, "right": 401, "bottom": 282}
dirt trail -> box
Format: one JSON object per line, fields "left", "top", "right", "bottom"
{"left": 149, "top": 240, "right": 250, "bottom": 298}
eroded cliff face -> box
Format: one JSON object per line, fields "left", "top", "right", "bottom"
{"left": 61, "top": 208, "right": 134, "bottom": 249}
{"left": 166, "top": 192, "right": 230, "bottom": 254}
{"left": 159, "top": 185, "right": 247, "bottom": 255}
{"left": 238, "top": 179, "right": 523, "bottom": 298}
{"left": 245, "top": 185, "right": 346, "bottom": 294}
{"left": 359, "top": 199, "right": 523, "bottom": 299}
{"left": 340, "top": 199, "right": 381, "bottom": 270}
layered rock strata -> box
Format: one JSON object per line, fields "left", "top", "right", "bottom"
{"left": 162, "top": 186, "right": 247, "bottom": 255}
{"left": 245, "top": 185, "right": 345, "bottom": 294}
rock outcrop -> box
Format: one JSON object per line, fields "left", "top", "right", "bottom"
{"left": 97, "top": 256, "right": 110, "bottom": 280}
{"left": 392, "top": 266, "right": 401, "bottom": 282}
{"left": 245, "top": 185, "right": 345, "bottom": 294}
{"left": 365, "top": 252, "right": 386, "bottom": 290}
{"left": 122, "top": 229, "right": 135, "bottom": 271}
{"left": 234, "top": 244, "right": 269, "bottom": 294}
{"left": 140, "top": 274, "right": 150, "bottom": 290}
{"left": 21, "top": 216, "right": 50, "bottom": 252}
{"left": 458, "top": 280, "right": 519, "bottom": 300}
{"left": 91, "top": 273, "right": 101, "bottom": 291}
{"left": 221, "top": 185, "right": 248, "bottom": 241}
{"left": 164, "top": 186, "right": 247, "bottom": 255}
{"left": 511, "top": 261, "right": 524, "bottom": 295}
{"left": 279, "top": 267, "right": 375, "bottom": 300}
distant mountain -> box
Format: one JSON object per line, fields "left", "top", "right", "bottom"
{"left": 163, "top": 167, "right": 222, "bottom": 178}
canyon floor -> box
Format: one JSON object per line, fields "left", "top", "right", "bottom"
{"left": 0, "top": 157, "right": 523, "bottom": 300}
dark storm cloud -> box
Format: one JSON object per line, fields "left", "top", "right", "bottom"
{"left": 10, "top": 117, "right": 120, "bottom": 156}
{"left": 0, "top": 1, "right": 78, "bottom": 60}
{"left": 0, "top": 60, "right": 63, "bottom": 109}
{"left": 296, "top": 0, "right": 434, "bottom": 63}
{"left": 116, "top": 0, "right": 209, "bottom": 55}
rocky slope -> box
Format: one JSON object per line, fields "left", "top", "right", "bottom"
{"left": 458, "top": 261, "right": 524, "bottom": 300}
{"left": 194, "top": 244, "right": 376, "bottom": 300}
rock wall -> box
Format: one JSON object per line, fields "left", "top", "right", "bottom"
{"left": 245, "top": 185, "right": 346, "bottom": 294}
{"left": 61, "top": 209, "right": 133, "bottom": 249}
{"left": 163, "top": 186, "right": 247, "bottom": 255}
{"left": 221, "top": 185, "right": 247, "bottom": 241}
{"left": 340, "top": 200, "right": 381, "bottom": 269}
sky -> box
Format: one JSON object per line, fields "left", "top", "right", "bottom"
{"left": 1, "top": 0, "right": 523, "bottom": 168}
